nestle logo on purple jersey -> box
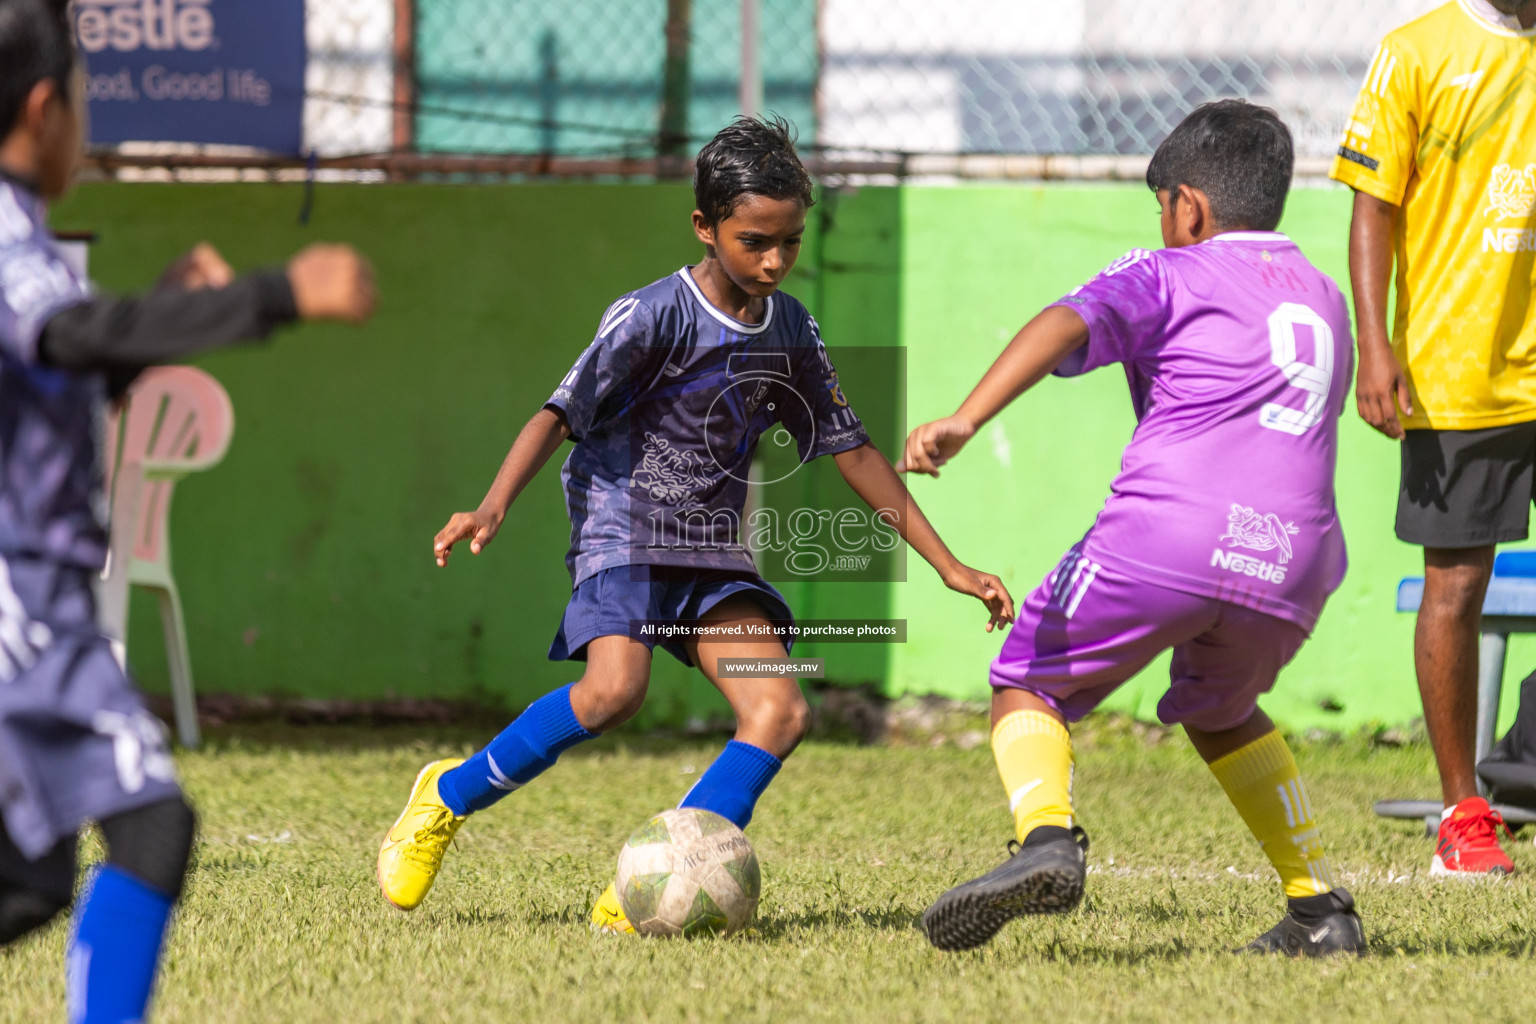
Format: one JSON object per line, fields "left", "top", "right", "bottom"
{"left": 1210, "top": 549, "right": 1288, "bottom": 584}
{"left": 1210, "top": 504, "right": 1300, "bottom": 585}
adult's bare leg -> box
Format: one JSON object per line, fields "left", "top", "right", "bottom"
{"left": 1417, "top": 545, "right": 1494, "bottom": 807}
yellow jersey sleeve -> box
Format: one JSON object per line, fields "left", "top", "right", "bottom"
{"left": 1330, "top": 40, "right": 1420, "bottom": 205}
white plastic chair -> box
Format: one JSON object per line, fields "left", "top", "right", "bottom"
{"left": 99, "top": 366, "right": 235, "bottom": 748}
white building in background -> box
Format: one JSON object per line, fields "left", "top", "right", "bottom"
{"left": 305, "top": 0, "right": 394, "bottom": 156}
{"left": 818, "top": 0, "right": 1443, "bottom": 156}
{"left": 300, "top": 0, "right": 1453, "bottom": 160}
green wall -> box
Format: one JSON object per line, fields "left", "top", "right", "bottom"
{"left": 54, "top": 183, "right": 702, "bottom": 722}
{"left": 50, "top": 181, "right": 896, "bottom": 725}
{"left": 50, "top": 180, "right": 1525, "bottom": 732}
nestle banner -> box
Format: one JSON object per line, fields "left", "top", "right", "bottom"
{"left": 75, "top": 0, "right": 306, "bottom": 155}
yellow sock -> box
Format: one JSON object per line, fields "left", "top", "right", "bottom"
{"left": 1208, "top": 729, "right": 1335, "bottom": 899}
{"left": 992, "top": 710, "right": 1074, "bottom": 841}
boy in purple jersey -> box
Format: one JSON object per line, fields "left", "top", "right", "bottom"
{"left": 902, "top": 101, "right": 1365, "bottom": 957}
{"left": 376, "top": 116, "right": 1014, "bottom": 930}
{"left": 0, "top": 1, "right": 376, "bottom": 1019}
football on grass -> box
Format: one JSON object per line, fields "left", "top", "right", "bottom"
{"left": 616, "top": 808, "right": 761, "bottom": 937}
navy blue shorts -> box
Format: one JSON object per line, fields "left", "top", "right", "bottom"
{"left": 549, "top": 565, "right": 794, "bottom": 667}
{"left": 0, "top": 558, "right": 181, "bottom": 863}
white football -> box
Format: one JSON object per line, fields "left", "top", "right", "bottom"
{"left": 615, "top": 808, "right": 761, "bottom": 937}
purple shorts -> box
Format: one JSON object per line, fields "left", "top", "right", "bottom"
{"left": 990, "top": 546, "right": 1308, "bottom": 733}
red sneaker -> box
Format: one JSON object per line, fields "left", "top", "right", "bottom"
{"left": 1431, "top": 797, "right": 1515, "bottom": 877}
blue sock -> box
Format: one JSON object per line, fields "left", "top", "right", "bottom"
{"left": 438, "top": 684, "right": 596, "bottom": 816}
{"left": 66, "top": 865, "right": 175, "bottom": 1024}
{"left": 678, "top": 740, "right": 782, "bottom": 829}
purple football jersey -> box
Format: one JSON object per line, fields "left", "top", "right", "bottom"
{"left": 1048, "top": 232, "right": 1353, "bottom": 630}
{"left": 546, "top": 268, "right": 868, "bottom": 585}
{"left": 0, "top": 177, "right": 99, "bottom": 570}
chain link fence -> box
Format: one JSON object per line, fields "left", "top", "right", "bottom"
{"left": 410, "top": 0, "right": 815, "bottom": 157}
{"left": 99, "top": 0, "right": 1452, "bottom": 175}
{"left": 819, "top": 0, "right": 1441, "bottom": 161}
{"left": 306, "top": 0, "right": 394, "bottom": 157}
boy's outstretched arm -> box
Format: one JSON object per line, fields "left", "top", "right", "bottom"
{"left": 898, "top": 305, "right": 1088, "bottom": 477}
{"left": 38, "top": 243, "right": 375, "bottom": 372}
{"left": 434, "top": 407, "right": 572, "bottom": 566}
{"left": 832, "top": 442, "right": 1015, "bottom": 631}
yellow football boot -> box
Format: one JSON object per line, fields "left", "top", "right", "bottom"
{"left": 377, "top": 759, "right": 466, "bottom": 911}
{"left": 590, "top": 881, "right": 634, "bottom": 934}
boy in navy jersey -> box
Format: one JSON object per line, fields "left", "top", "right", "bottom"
{"left": 0, "top": 0, "right": 376, "bottom": 1019}
{"left": 377, "top": 116, "right": 1013, "bottom": 930}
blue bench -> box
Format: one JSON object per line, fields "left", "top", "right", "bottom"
{"left": 1377, "top": 552, "right": 1536, "bottom": 829}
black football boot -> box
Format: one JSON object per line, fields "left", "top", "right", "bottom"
{"left": 1241, "top": 888, "right": 1366, "bottom": 957}
{"left": 921, "top": 825, "right": 1089, "bottom": 951}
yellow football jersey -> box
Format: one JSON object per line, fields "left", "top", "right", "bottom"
{"left": 1330, "top": 1, "right": 1536, "bottom": 430}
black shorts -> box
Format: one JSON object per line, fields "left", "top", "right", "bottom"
{"left": 1397, "top": 422, "right": 1536, "bottom": 548}
{"left": 0, "top": 821, "right": 75, "bottom": 903}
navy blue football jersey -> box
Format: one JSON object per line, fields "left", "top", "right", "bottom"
{"left": 546, "top": 267, "right": 868, "bottom": 583}
{"left": 0, "top": 177, "right": 99, "bottom": 570}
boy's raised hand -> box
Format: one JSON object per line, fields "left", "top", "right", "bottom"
{"left": 433, "top": 510, "right": 503, "bottom": 567}
{"left": 287, "top": 243, "right": 377, "bottom": 323}
{"left": 159, "top": 242, "right": 235, "bottom": 291}
{"left": 941, "top": 563, "right": 1015, "bottom": 632}
{"left": 897, "top": 415, "right": 976, "bottom": 477}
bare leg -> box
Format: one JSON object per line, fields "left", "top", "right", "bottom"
{"left": 991, "top": 687, "right": 1061, "bottom": 728}
{"left": 1417, "top": 546, "right": 1494, "bottom": 807}
{"left": 569, "top": 634, "right": 654, "bottom": 732}
{"left": 687, "top": 596, "right": 809, "bottom": 758}
{"left": 1185, "top": 708, "right": 1277, "bottom": 764}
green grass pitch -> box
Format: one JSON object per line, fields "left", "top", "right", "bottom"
{"left": 4, "top": 718, "right": 1535, "bottom": 1023}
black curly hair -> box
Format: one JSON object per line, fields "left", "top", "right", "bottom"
{"left": 693, "top": 114, "right": 815, "bottom": 226}
{"left": 1145, "top": 99, "right": 1294, "bottom": 231}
